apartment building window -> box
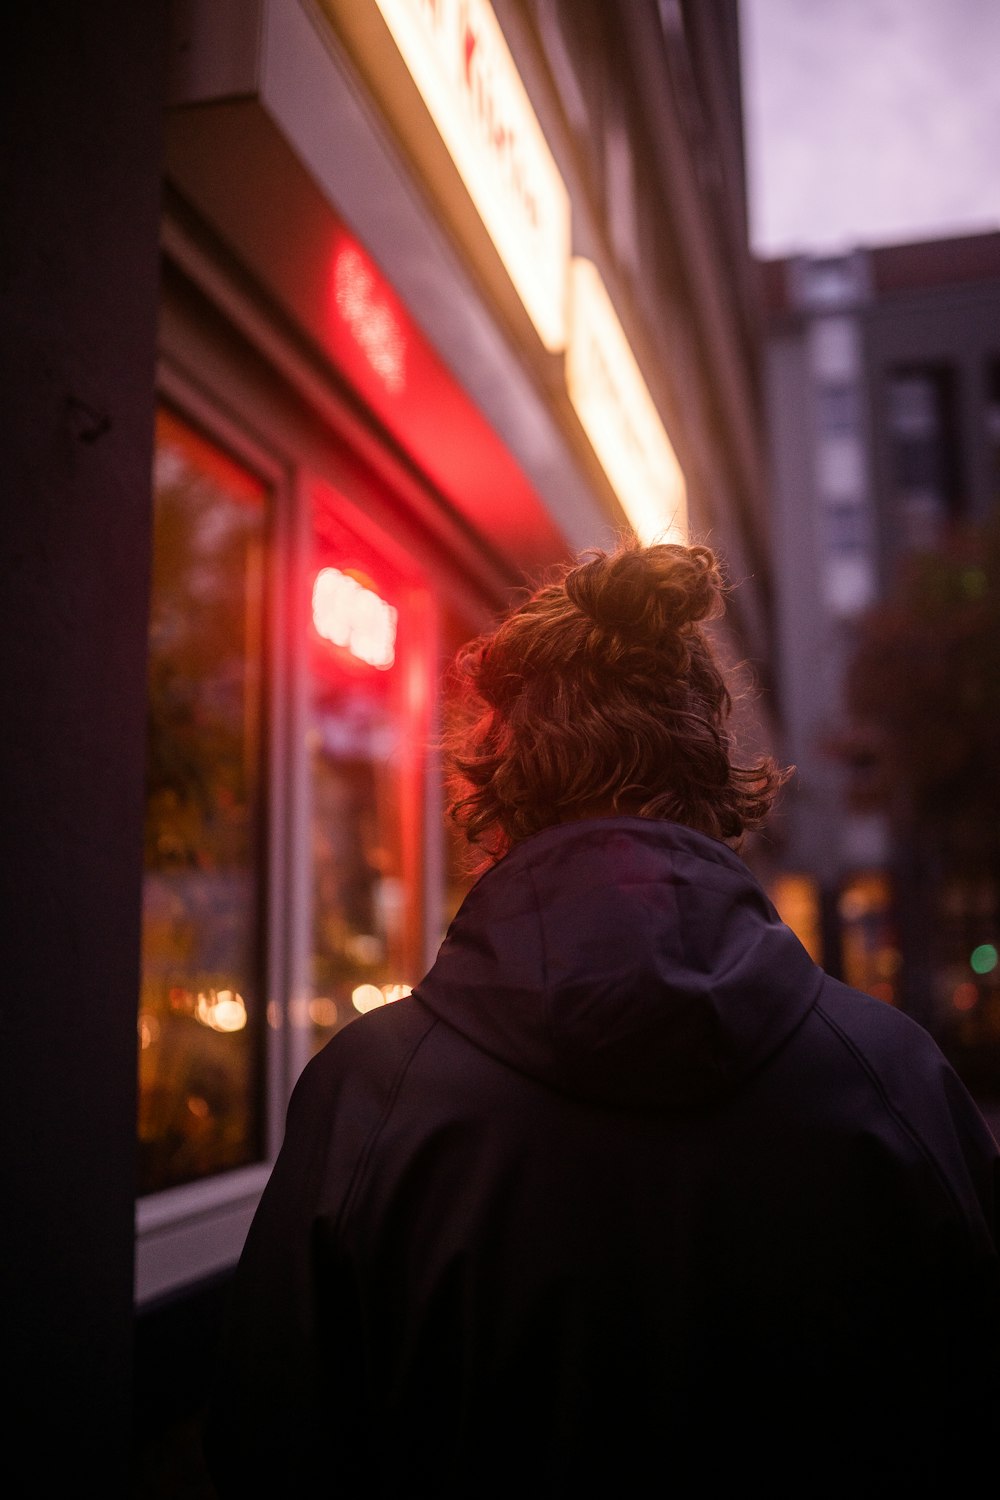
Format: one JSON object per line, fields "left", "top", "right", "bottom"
{"left": 138, "top": 407, "right": 270, "bottom": 1195}
{"left": 839, "top": 871, "right": 899, "bottom": 1007}
{"left": 816, "top": 381, "right": 860, "bottom": 438}
{"left": 886, "top": 364, "right": 961, "bottom": 552}
{"left": 986, "top": 359, "right": 1000, "bottom": 506}
{"left": 790, "top": 252, "right": 870, "bottom": 312}
{"left": 825, "top": 501, "right": 869, "bottom": 554}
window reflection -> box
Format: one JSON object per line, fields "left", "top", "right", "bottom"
{"left": 307, "top": 517, "right": 428, "bottom": 1053}
{"left": 138, "top": 408, "right": 268, "bottom": 1194}
{"left": 838, "top": 870, "right": 899, "bottom": 1006}
{"left": 308, "top": 712, "right": 408, "bottom": 1042}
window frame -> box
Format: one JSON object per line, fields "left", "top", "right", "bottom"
{"left": 136, "top": 362, "right": 293, "bottom": 1306}
{"left": 138, "top": 211, "right": 495, "bottom": 1305}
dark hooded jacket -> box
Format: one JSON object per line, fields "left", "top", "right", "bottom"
{"left": 203, "top": 818, "right": 1000, "bottom": 1497}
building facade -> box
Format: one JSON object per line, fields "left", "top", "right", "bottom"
{"left": 3, "top": 1, "right": 774, "bottom": 1488}
{"left": 761, "top": 230, "right": 1000, "bottom": 1104}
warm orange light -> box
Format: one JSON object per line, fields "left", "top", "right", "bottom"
{"left": 195, "top": 988, "right": 248, "bottom": 1033}
{"left": 369, "top": 0, "right": 571, "bottom": 351}
{"left": 566, "top": 258, "right": 687, "bottom": 545}
{"left": 768, "top": 873, "right": 823, "bottom": 962}
{"left": 352, "top": 981, "right": 413, "bottom": 1014}
{"left": 953, "top": 981, "right": 979, "bottom": 1012}
{"left": 352, "top": 983, "right": 385, "bottom": 1014}
{"left": 308, "top": 996, "right": 340, "bottom": 1028}
{"left": 312, "top": 567, "right": 398, "bottom": 669}
{"left": 137, "top": 1011, "right": 160, "bottom": 1050}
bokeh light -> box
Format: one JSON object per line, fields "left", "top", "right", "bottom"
{"left": 970, "top": 944, "right": 998, "bottom": 975}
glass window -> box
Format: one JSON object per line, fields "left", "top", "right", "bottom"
{"left": 795, "top": 257, "right": 861, "bottom": 310}
{"left": 138, "top": 407, "right": 269, "bottom": 1195}
{"left": 885, "top": 365, "right": 961, "bottom": 548}
{"left": 816, "top": 382, "right": 859, "bottom": 438}
{"left": 825, "top": 501, "right": 869, "bottom": 555}
{"left": 768, "top": 872, "right": 823, "bottom": 963}
{"left": 986, "top": 360, "right": 1000, "bottom": 507}
{"left": 932, "top": 875, "right": 1000, "bottom": 1098}
{"left": 838, "top": 870, "right": 899, "bottom": 1006}
{"left": 306, "top": 498, "right": 432, "bottom": 1054}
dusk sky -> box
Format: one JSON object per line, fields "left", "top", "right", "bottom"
{"left": 738, "top": 0, "right": 1000, "bottom": 259}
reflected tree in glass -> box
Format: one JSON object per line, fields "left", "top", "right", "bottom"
{"left": 138, "top": 408, "right": 268, "bottom": 1194}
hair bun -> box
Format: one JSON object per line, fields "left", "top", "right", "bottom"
{"left": 565, "top": 542, "right": 723, "bottom": 643}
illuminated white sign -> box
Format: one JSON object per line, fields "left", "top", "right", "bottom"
{"left": 566, "top": 258, "right": 687, "bottom": 545}
{"left": 317, "top": 3, "right": 687, "bottom": 544}
{"left": 369, "top": 0, "right": 571, "bottom": 352}
{"left": 312, "top": 567, "right": 398, "bottom": 669}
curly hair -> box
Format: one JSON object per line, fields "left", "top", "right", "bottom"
{"left": 444, "top": 538, "right": 790, "bottom": 862}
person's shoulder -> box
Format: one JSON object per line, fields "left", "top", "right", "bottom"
{"left": 813, "top": 975, "right": 999, "bottom": 1182}
{"left": 812, "top": 976, "right": 969, "bottom": 1109}
{"left": 815, "top": 975, "right": 943, "bottom": 1058}
{"left": 287, "top": 997, "right": 438, "bottom": 1119}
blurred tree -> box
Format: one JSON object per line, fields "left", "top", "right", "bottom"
{"left": 836, "top": 507, "right": 1000, "bottom": 861}
{"left": 832, "top": 508, "right": 1000, "bottom": 1096}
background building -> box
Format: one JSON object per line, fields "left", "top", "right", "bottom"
{"left": 761, "top": 229, "right": 1000, "bottom": 1110}
{"left": 1, "top": 2, "right": 775, "bottom": 1489}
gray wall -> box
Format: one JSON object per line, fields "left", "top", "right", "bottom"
{"left": 763, "top": 329, "right": 852, "bottom": 886}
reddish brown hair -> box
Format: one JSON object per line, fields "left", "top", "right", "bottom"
{"left": 444, "top": 539, "right": 789, "bottom": 862}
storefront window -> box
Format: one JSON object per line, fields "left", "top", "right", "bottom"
{"left": 929, "top": 873, "right": 1000, "bottom": 1099}
{"left": 307, "top": 502, "right": 430, "bottom": 1052}
{"left": 768, "top": 872, "right": 823, "bottom": 963}
{"left": 137, "top": 407, "right": 269, "bottom": 1195}
{"left": 838, "top": 870, "right": 899, "bottom": 1005}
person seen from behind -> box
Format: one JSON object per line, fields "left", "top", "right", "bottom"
{"left": 203, "top": 537, "right": 1000, "bottom": 1497}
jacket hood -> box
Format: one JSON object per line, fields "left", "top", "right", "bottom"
{"left": 415, "top": 818, "right": 824, "bottom": 1111}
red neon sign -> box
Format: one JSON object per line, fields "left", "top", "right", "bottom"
{"left": 312, "top": 567, "right": 397, "bottom": 670}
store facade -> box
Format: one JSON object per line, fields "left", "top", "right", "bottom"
{"left": 140, "top": 0, "right": 770, "bottom": 1311}
{"left": 4, "top": 0, "right": 772, "bottom": 1486}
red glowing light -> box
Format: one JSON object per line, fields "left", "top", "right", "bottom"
{"left": 322, "top": 230, "right": 568, "bottom": 579}
{"left": 952, "top": 981, "right": 979, "bottom": 1012}
{"left": 333, "top": 245, "right": 406, "bottom": 393}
